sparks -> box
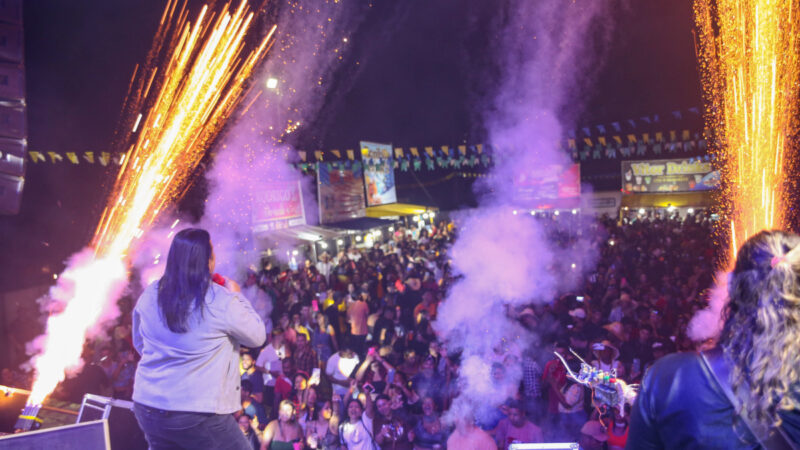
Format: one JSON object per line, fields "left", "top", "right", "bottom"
{"left": 25, "top": 0, "right": 276, "bottom": 408}
{"left": 695, "top": 0, "right": 800, "bottom": 264}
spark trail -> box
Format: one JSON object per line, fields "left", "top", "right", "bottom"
{"left": 695, "top": 0, "right": 800, "bottom": 261}
{"left": 25, "top": 0, "right": 275, "bottom": 407}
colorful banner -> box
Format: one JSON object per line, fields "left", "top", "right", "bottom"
{"left": 621, "top": 158, "right": 720, "bottom": 194}
{"left": 360, "top": 141, "right": 397, "bottom": 206}
{"left": 317, "top": 162, "right": 366, "bottom": 224}
{"left": 513, "top": 163, "right": 581, "bottom": 206}
{"left": 251, "top": 180, "right": 306, "bottom": 233}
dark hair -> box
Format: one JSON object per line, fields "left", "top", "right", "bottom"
{"left": 157, "top": 228, "right": 213, "bottom": 333}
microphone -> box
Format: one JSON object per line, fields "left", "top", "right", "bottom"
{"left": 211, "top": 273, "right": 226, "bottom": 286}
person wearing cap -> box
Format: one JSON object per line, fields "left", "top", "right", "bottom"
{"left": 568, "top": 307, "right": 587, "bottom": 334}
{"left": 316, "top": 252, "right": 333, "bottom": 283}
{"left": 591, "top": 340, "right": 624, "bottom": 376}
{"left": 578, "top": 420, "right": 608, "bottom": 450}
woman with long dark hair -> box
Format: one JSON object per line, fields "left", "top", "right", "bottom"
{"left": 132, "top": 228, "right": 266, "bottom": 449}
{"left": 627, "top": 230, "right": 800, "bottom": 448}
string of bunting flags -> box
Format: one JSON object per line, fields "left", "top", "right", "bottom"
{"left": 23, "top": 127, "right": 707, "bottom": 168}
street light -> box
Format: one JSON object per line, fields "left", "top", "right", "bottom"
{"left": 266, "top": 78, "right": 278, "bottom": 89}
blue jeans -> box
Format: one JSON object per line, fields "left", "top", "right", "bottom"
{"left": 133, "top": 402, "right": 252, "bottom": 450}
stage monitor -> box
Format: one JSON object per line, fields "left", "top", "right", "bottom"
{"left": 509, "top": 443, "right": 580, "bottom": 450}
{"left": 0, "top": 419, "right": 110, "bottom": 450}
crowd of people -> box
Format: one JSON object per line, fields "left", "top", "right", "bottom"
{"left": 2, "top": 210, "right": 720, "bottom": 449}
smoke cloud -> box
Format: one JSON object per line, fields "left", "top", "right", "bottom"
{"left": 198, "top": 1, "right": 368, "bottom": 278}
{"left": 435, "top": 0, "right": 616, "bottom": 423}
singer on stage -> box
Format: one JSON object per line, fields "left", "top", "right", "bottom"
{"left": 131, "top": 228, "right": 266, "bottom": 450}
{"left": 627, "top": 230, "right": 800, "bottom": 449}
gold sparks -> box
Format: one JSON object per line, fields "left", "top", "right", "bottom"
{"left": 92, "top": 0, "right": 276, "bottom": 257}
{"left": 26, "top": 0, "right": 276, "bottom": 408}
{"left": 694, "top": 0, "right": 800, "bottom": 263}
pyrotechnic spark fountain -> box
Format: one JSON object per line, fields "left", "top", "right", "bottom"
{"left": 23, "top": 0, "right": 276, "bottom": 414}
{"left": 694, "top": 0, "right": 800, "bottom": 262}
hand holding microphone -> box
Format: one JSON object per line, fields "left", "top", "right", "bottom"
{"left": 212, "top": 273, "right": 241, "bottom": 293}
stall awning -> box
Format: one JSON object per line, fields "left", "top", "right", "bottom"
{"left": 257, "top": 225, "right": 344, "bottom": 243}
{"left": 620, "top": 191, "right": 713, "bottom": 208}
{"left": 325, "top": 217, "right": 394, "bottom": 231}
{"left": 365, "top": 203, "right": 437, "bottom": 218}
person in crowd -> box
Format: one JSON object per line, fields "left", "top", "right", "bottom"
{"left": 347, "top": 290, "right": 370, "bottom": 358}
{"left": 316, "top": 252, "right": 333, "bottom": 284}
{"left": 578, "top": 420, "right": 609, "bottom": 450}
{"left": 293, "top": 331, "right": 318, "bottom": 376}
{"left": 371, "top": 393, "right": 413, "bottom": 449}
{"left": 555, "top": 360, "right": 587, "bottom": 442}
{"left": 492, "top": 400, "right": 544, "bottom": 448}
{"left": 241, "top": 351, "right": 264, "bottom": 403}
{"left": 339, "top": 397, "right": 376, "bottom": 450}
{"left": 356, "top": 350, "right": 394, "bottom": 396}
{"left": 446, "top": 413, "right": 496, "bottom": 450}
{"left": 605, "top": 406, "right": 629, "bottom": 450}
{"left": 261, "top": 399, "right": 304, "bottom": 450}
{"left": 238, "top": 414, "right": 262, "bottom": 450}
{"left": 132, "top": 228, "right": 266, "bottom": 450}
{"left": 628, "top": 230, "right": 800, "bottom": 448}
{"left": 326, "top": 348, "right": 360, "bottom": 398}
{"left": 411, "top": 355, "right": 446, "bottom": 407}
{"left": 311, "top": 312, "right": 337, "bottom": 368}
{"left": 590, "top": 340, "right": 624, "bottom": 377}
{"left": 521, "top": 348, "right": 543, "bottom": 423}
{"left": 305, "top": 398, "right": 340, "bottom": 450}
{"left": 410, "top": 396, "right": 446, "bottom": 450}
{"left": 241, "top": 379, "right": 268, "bottom": 431}
{"left": 111, "top": 347, "right": 136, "bottom": 400}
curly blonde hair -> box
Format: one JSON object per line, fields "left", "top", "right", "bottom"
{"left": 720, "top": 230, "right": 800, "bottom": 429}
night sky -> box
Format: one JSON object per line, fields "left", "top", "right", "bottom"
{"left": 0, "top": 0, "right": 701, "bottom": 290}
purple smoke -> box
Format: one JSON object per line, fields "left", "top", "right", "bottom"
{"left": 436, "top": 0, "right": 616, "bottom": 422}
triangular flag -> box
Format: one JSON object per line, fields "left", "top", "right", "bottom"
{"left": 598, "top": 137, "right": 607, "bottom": 146}
{"left": 29, "top": 151, "right": 45, "bottom": 163}
{"left": 330, "top": 149, "right": 341, "bottom": 158}
{"left": 314, "top": 151, "right": 324, "bottom": 161}
{"left": 458, "top": 145, "right": 467, "bottom": 155}
{"left": 394, "top": 147, "right": 404, "bottom": 158}
{"left": 627, "top": 134, "right": 637, "bottom": 144}
{"left": 299, "top": 151, "right": 307, "bottom": 162}
{"left": 346, "top": 149, "right": 354, "bottom": 160}
{"left": 682, "top": 130, "right": 690, "bottom": 140}
{"left": 642, "top": 133, "right": 650, "bottom": 143}
{"left": 441, "top": 145, "right": 450, "bottom": 156}
{"left": 48, "top": 152, "right": 63, "bottom": 163}
{"left": 655, "top": 132, "right": 663, "bottom": 142}
{"left": 99, "top": 152, "right": 110, "bottom": 166}
{"left": 409, "top": 147, "right": 419, "bottom": 157}
{"left": 83, "top": 152, "right": 94, "bottom": 163}
{"left": 424, "top": 146, "right": 434, "bottom": 158}
{"left": 613, "top": 136, "right": 622, "bottom": 145}
{"left": 583, "top": 138, "right": 593, "bottom": 147}
{"left": 66, "top": 152, "right": 79, "bottom": 164}
{"left": 476, "top": 144, "right": 483, "bottom": 154}
{"left": 568, "top": 139, "right": 576, "bottom": 149}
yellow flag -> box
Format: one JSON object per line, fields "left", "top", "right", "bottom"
{"left": 47, "top": 152, "right": 63, "bottom": 163}
{"left": 66, "top": 152, "right": 79, "bottom": 164}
